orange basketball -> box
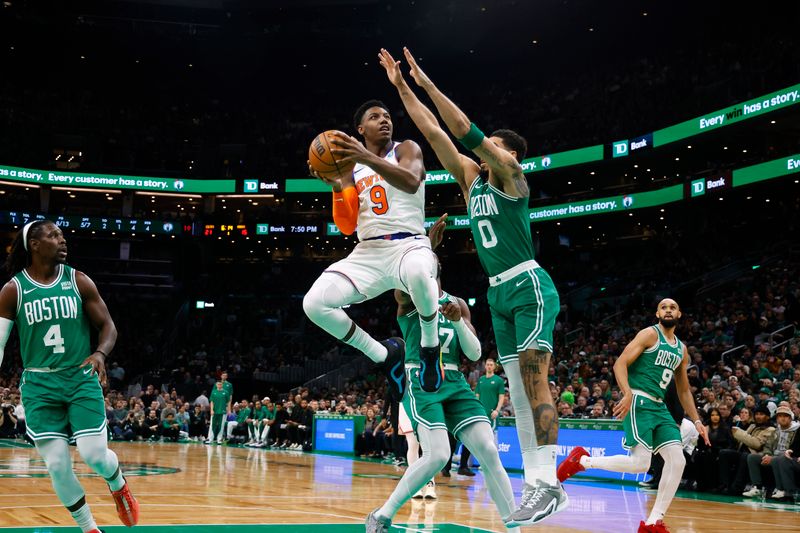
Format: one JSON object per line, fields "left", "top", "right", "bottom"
{"left": 308, "top": 130, "right": 356, "bottom": 180}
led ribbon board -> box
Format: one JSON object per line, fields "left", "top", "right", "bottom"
{"left": 0, "top": 165, "right": 235, "bottom": 194}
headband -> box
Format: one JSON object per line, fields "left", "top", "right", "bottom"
{"left": 22, "top": 221, "right": 36, "bottom": 252}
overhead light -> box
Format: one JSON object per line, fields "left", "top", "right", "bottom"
{"left": 0, "top": 180, "right": 40, "bottom": 189}
{"left": 52, "top": 186, "right": 121, "bottom": 194}
{"left": 134, "top": 191, "right": 200, "bottom": 198}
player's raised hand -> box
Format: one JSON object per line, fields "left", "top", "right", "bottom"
{"left": 428, "top": 213, "right": 448, "bottom": 250}
{"left": 612, "top": 392, "right": 633, "bottom": 420}
{"left": 308, "top": 160, "right": 341, "bottom": 189}
{"left": 403, "top": 47, "right": 434, "bottom": 90}
{"left": 329, "top": 133, "right": 372, "bottom": 165}
{"left": 441, "top": 300, "right": 462, "bottom": 322}
{"left": 378, "top": 48, "right": 405, "bottom": 87}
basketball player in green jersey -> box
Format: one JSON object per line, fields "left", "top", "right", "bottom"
{"left": 476, "top": 358, "right": 506, "bottom": 431}
{"left": 379, "top": 48, "right": 565, "bottom": 526}
{"left": 0, "top": 220, "right": 139, "bottom": 533}
{"left": 367, "top": 217, "right": 519, "bottom": 533}
{"left": 558, "top": 299, "right": 710, "bottom": 533}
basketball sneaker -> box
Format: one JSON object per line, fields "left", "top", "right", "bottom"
{"left": 423, "top": 480, "right": 437, "bottom": 499}
{"left": 557, "top": 446, "right": 589, "bottom": 482}
{"left": 110, "top": 481, "right": 139, "bottom": 526}
{"left": 505, "top": 480, "right": 569, "bottom": 527}
{"left": 378, "top": 337, "right": 406, "bottom": 401}
{"left": 365, "top": 509, "right": 391, "bottom": 533}
{"left": 638, "top": 520, "right": 671, "bottom": 533}
{"left": 418, "top": 344, "right": 443, "bottom": 392}
{"left": 412, "top": 486, "right": 425, "bottom": 499}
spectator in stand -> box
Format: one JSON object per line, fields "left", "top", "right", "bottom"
{"left": 770, "top": 410, "right": 800, "bottom": 501}
{"left": 194, "top": 390, "right": 210, "bottom": 410}
{"left": 271, "top": 402, "right": 289, "bottom": 448}
{"left": 0, "top": 402, "right": 18, "bottom": 438}
{"left": 140, "top": 384, "right": 158, "bottom": 408}
{"left": 718, "top": 405, "right": 775, "bottom": 495}
{"left": 143, "top": 409, "right": 161, "bottom": 441}
{"left": 358, "top": 408, "right": 381, "bottom": 457}
{"left": 588, "top": 403, "right": 604, "bottom": 419}
{"left": 189, "top": 404, "right": 208, "bottom": 441}
{"left": 743, "top": 405, "right": 799, "bottom": 499}
{"left": 176, "top": 404, "right": 190, "bottom": 434}
{"left": 695, "top": 408, "right": 734, "bottom": 492}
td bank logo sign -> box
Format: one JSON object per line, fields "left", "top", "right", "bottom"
{"left": 691, "top": 178, "right": 706, "bottom": 197}
{"left": 612, "top": 140, "right": 629, "bottom": 158}
{"left": 244, "top": 179, "right": 259, "bottom": 193}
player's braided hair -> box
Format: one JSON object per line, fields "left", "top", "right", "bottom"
{"left": 5, "top": 220, "right": 49, "bottom": 275}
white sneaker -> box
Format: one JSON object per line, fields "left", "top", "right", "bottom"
{"left": 742, "top": 486, "right": 764, "bottom": 498}
{"left": 412, "top": 487, "right": 424, "bottom": 499}
{"left": 423, "top": 480, "right": 437, "bottom": 499}
{"left": 771, "top": 489, "right": 786, "bottom": 499}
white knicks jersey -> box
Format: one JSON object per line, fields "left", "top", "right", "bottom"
{"left": 353, "top": 142, "right": 425, "bottom": 241}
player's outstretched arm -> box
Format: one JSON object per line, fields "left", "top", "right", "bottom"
{"left": 612, "top": 327, "right": 656, "bottom": 420}
{"left": 403, "top": 47, "right": 527, "bottom": 197}
{"left": 379, "top": 49, "right": 479, "bottom": 199}
{"left": 675, "top": 346, "right": 711, "bottom": 446}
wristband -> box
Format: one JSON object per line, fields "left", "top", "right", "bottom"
{"left": 94, "top": 349, "right": 107, "bottom": 358}
{"left": 693, "top": 419, "right": 702, "bottom": 425}
{"left": 458, "top": 123, "right": 485, "bottom": 150}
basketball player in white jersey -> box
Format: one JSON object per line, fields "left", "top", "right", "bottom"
{"left": 303, "top": 100, "right": 443, "bottom": 398}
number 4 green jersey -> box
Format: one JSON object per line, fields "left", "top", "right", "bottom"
{"left": 628, "top": 325, "right": 684, "bottom": 401}
{"left": 468, "top": 176, "right": 536, "bottom": 278}
{"left": 11, "top": 264, "right": 91, "bottom": 369}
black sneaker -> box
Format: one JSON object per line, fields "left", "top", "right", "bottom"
{"left": 418, "top": 345, "right": 443, "bottom": 392}
{"left": 379, "top": 337, "right": 406, "bottom": 401}
{"left": 457, "top": 467, "right": 476, "bottom": 477}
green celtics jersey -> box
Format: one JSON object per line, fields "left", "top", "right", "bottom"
{"left": 253, "top": 406, "right": 268, "bottom": 421}
{"left": 236, "top": 407, "right": 251, "bottom": 424}
{"left": 11, "top": 264, "right": 91, "bottom": 369}
{"left": 397, "top": 292, "right": 462, "bottom": 366}
{"left": 468, "top": 176, "right": 535, "bottom": 277}
{"left": 210, "top": 388, "right": 230, "bottom": 414}
{"left": 476, "top": 374, "right": 505, "bottom": 415}
{"left": 221, "top": 380, "right": 233, "bottom": 397}
{"left": 629, "top": 325, "right": 684, "bottom": 401}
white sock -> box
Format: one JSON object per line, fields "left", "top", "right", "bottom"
{"left": 419, "top": 313, "right": 439, "bottom": 348}
{"left": 580, "top": 445, "right": 651, "bottom": 473}
{"left": 646, "top": 445, "right": 685, "bottom": 525}
{"left": 504, "top": 360, "right": 540, "bottom": 485}
{"left": 69, "top": 500, "right": 98, "bottom": 533}
{"left": 346, "top": 325, "right": 388, "bottom": 363}
{"left": 530, "top": 445, "right": 558, "bottom": 486}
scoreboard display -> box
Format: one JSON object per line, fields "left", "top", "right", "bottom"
{"left": 1, "top": 211, "right": 182, "bottom": 235}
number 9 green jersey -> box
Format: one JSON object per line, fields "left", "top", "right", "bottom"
{"left": 11, "top": 264, "right": 91, "bottom": 369}
{"left": 628, "top": 325, "right": 684, "bottom": 401}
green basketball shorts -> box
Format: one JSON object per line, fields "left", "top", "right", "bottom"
{"left": 488, "top": 265, "right": 559, "bottom": 364}
{"left": 20, "top": 365, "right": 106, "bottom": 442}
{"left": 623, "top": 393, "right": 682, "bottom": 454}
{"left": 403, "top": 368, "right": 489, "bottom": 437}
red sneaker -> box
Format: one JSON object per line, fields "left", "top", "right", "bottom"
{"left": 110, "top": 481, "right": 139, "bottom": 526}
{"left": 557, "top": 446, "right": 589, "bottom": 482}
{"left": 638, "top": 520, "right": 671, "bottom": 533}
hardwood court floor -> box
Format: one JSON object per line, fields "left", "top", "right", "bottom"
{"left": 0, "top": 440, "right": 797, "bottom": 532}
